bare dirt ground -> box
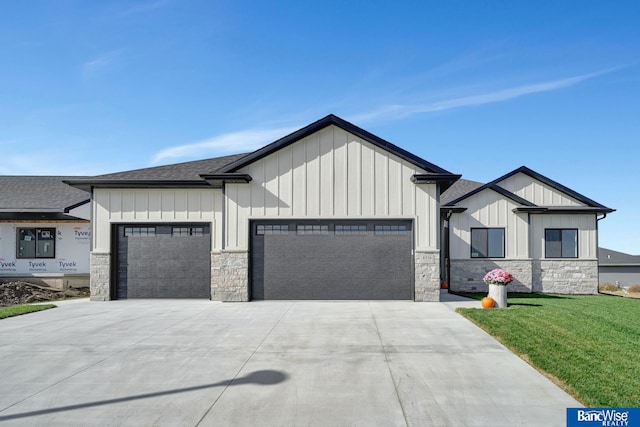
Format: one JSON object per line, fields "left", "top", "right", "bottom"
{"left": 0, "top": 281, "right": 89, "bottom": 307}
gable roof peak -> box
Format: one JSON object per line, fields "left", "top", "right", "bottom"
{"left": 214, "top": 114, "right": 454, "bottom": 175}
{"left": 443, "top": 182, "right": 537, "bottom": 207}
{"left": 491, "top": 166, "right": 609, "bottom": 209}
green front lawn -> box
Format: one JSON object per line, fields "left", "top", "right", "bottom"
{"left": 0, "top": 304, "right": 55, "bottom": 319}
{"left": 456, "top": 293, "right": 640, "bottom": 407}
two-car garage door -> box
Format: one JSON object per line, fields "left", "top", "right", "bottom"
{"left": 250, "top": 220, "right": 413, "bottom": 300}
{"left": 114, "top": 220, "right": 413, "bottom": 300}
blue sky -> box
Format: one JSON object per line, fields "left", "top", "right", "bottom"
{"left": 1, "top": 1, "right": 639, "bottom": 253}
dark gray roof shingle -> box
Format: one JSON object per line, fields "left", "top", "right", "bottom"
{"left": 94, "top": 154, "right": 248, "bottom": 181}
{"left": 599, "top": 248, "right": 640, "bottom": 265}
{"left": 440, "top": 178, "right": 485, "bottom": 206}
{"left": 0, "top": 176, "right": 90, "bottom": 211}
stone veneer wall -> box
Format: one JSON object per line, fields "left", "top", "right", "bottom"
{"left": 415, "top": 251, "right": 440, "bottom": 301}
{"left": 450, "top": 259, "right": 533, "bottom": 293}
{"left": 532, "top": 259, "right": 598, "bottom": 294}
{"left": 211, "top": 251, "right": 249, "bottom": 301}
{"left": 89, "top": 252, "right": 111, "bottom": 301}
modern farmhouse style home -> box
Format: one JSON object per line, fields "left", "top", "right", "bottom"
{"left": 60, "top": 114, "right": 613, "bottom": 301}
{"left": 66, "top": 115, "right": 459, "bottom": 301}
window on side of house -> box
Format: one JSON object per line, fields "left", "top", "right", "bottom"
{"left": 16, "top": 228, "right": 56, "bottom": 259}
{"left": 470, "top": 228, "right": 505, "bottom": 258}
{"left": 545, "top": 229, "right": 578, "bottom": 258}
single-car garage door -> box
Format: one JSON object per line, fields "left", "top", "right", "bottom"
{"left": 250, "top": 220, "right": 412, "bottom": 300}
{"left": 115, "top": 224, "right": 211, "bottom": 299}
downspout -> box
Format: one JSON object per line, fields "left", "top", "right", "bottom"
{"left": 221, "top": 183, "right": 226, "bottom": 251}
{"left": 445, "top": 210, "right": 453, "bottom": 290}
{"left": 528, "top": 212, "right": 533, "bottom": 293}
{"left": 596, "top": 213, "right": 607, "bottom": 294}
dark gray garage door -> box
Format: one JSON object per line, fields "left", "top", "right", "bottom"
{"left": 251, "top": 220, "right": 412, "bottom": 300}
{"left": 115, "top": 224, "right": 211, "bottom": 299}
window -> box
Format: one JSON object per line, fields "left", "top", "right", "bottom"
{"left": 335, "top": 225, "right": 367, "bottom": 235}
{"left": 17, "top": 228, "right": 56, "bottom": 258}
{"left": 471, "top": 228, "right": 505, "bottom": 258}
{"left": 256, "top": 224, "right": 289, "bottom": 235}
{"left": 297, "top": 225, "right": 329, "bottom": 235}
{"left": 374, "top": 225, "right": 408, "bottom": 235}
{"left": 545, "top": 229, "right": 578, "bottom": 258}
{"left": 172, "top": 227, "right": 204, "bottom": 236}
{"left": 124, "top": 227, "right": 156, "bottom": 237}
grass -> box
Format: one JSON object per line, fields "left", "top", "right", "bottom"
{"left": 0, "top": 304, "right": 56, "bottom": 319}
{"left": 456, "top": 293, "right": 640, "bottom": 407}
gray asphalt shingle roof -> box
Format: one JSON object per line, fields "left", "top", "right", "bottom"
{"left": 599, "top": 247, "right": 640, "bottom": 265}
{"left": 0, "top": 176, "right": 90, "bottom": 211}
{"left": 93, "top": 153, "right": 248, "bottom": 181}
{"left": 440, "top": 178, "right": 485, "bottom": 206}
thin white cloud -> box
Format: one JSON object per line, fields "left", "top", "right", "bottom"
{"left": 150, "top": 68, "right": 617, "bottom": 165}
{"left": 82, "top": 51, "right": 122, "bottom": 79}
{"left": 352, "top": 69, "right": 612, "bottom": 123}
{"left": 0, "top": 155, "right": 115, "bottom": 176}
{"left": 151, "top": 127, "right": 297, "bottom": 164}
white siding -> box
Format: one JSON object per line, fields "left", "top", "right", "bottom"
{"left": 449, "top": 189, "right": 529, "bottom": 259}
{"left": 68, "top": 202, "right": 91, "bottom": 220}
{"left": 497, "top": 173, "right": 585, "bottom": 206}
{"left": 226, "top": 125, "right": 438, "bottom": 250}
{"left": 92, "top": 188, "right": 220, "bottom": 252}
{"left": 532, "top": 214, "right": 597, "bottom": 259}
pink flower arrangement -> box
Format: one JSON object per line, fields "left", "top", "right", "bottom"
{"left": 483, "top": 269, "right": 513, "bottom": 286}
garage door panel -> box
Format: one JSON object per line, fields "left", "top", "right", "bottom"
{"left": 115, "top": 224, "right": 211, "bottom": 299}
{"left": 251, "top": 221, "right": 412, "bottom": 300}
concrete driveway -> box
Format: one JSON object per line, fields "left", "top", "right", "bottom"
{"left": 0, "top": 296, "right": 579, "bottom": 426}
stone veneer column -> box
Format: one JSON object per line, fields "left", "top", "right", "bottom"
{"left": 533, "top": 259, "right": 598, "bottom": 294}
{"left": 414, "top": 251, "right": 440, "bottom": 301}
{"left": 89, "top": 252, "right": 111, "bottom": 301}
{"left": 211, "top": 251, "right": 249, "bottom": 301}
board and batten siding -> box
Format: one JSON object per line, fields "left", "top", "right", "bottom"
{"left": 449, "top": 189, "right": 529, "bottom": 259}
{"left": 92, "top": 188, "right": 221, "bottom": 252}
{"left": 532, "top": 214, "right": 597, "bottom": 259}
{"left": 497, "top": 173, "right": 585, "bottom": 206}
{"left": 224, "top": 124, "right": 439, "bottom": 251}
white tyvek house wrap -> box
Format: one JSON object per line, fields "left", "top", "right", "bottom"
{"left": 0, "top": 223, "right": 90, "bottom": 275}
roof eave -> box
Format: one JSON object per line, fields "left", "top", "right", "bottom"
{"left": 63, "top": 179, "right": 211, "bottom": 191}
{"left": 199, "top": 173, "right": 252, "bottom": 188}
{"left": 513, "top": 207, "right": 616, "bottom": 214}
{"left": 411, "top": 174, "right": 462, "bottom": 192}
{"left": 440, "top": 206, "right": 468, "bottom": 213}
